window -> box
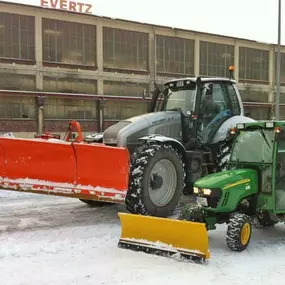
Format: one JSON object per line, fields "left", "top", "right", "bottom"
{"left": 201, "top": 83, "right": 228, "bottom": 112}
{"left": 43, "top": 77, "right": 97, "bottom": 94}
{"left": 0, "top": 74, "right": 36, "bottom": 91}
{"left": 239, "top": 89, "right": 268, "bottom": 103}
{"left": 104, "top": 101, "right": 148, "bottom": 120}
{"left": 274, "top": 52, "right": 285, "bottom": 84}
{"left": 0, "top": 12, "right": 35, "bottom": 60}
{"left": 244, "top": 106, "right": 271, "bottom": 120}
{"left": 199, "top": 41, "right": 234, "bottom": 77}
{"left": 239, "top": 47, "right": 269, "bottom": 81}
{"left": 156, "top": 35, "right": 194, "bottom": 75}
{"left": 103, "top": 81, "right": 149, "bottom": 97}
{"left": 44, "top": 97, "right": 97, "bottom": 120}
{"left": 231, "top": 130, "right": 274, "bottom": 163}
{"left": 226, "top": 84, "right": 240, "bottom": 116}
{"left": 42, "top": 19, "right": 96, "bottom": 66}
{"left": 0, "top": 96, "right": 36, "bottom": 119}
{"left": 276, "top": 145, "right": 285, "bottom": 209}
{"left": 103, "top": 27, "right": 149, "bottom": 70}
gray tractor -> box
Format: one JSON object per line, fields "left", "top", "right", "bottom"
{"left": 86, "top": 72, "right": 255, "bottom": 217}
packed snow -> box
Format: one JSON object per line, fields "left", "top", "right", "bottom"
{"left": 1, "top": 190, "right": 285, "bottom": 285}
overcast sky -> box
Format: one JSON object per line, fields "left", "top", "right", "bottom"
{"left": 3, "top": 0, "right": 285, "bottom": 45}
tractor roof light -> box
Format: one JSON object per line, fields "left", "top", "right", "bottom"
{"left": 229, "top": 65, "right": 235, "bottom": 72}
{"left": 237, "top": 123, "right": 245, "bottom": 130}
{"left": 265, "top": 122, "right": 274, "bottom": 128}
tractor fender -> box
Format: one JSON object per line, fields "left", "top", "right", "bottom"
{"left": 212, "top": 115, "right": 256, "bottom": 144}
{"left": 138, "top": 134, "right": 187, "bottom": 161}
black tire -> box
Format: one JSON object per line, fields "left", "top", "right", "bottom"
{"left": 226, "top": 213, "right": 252, "bottom": 252}
{"left": 125, "top": 143, "right": 185, "bottom": 217}
{"left": 79, "top": 199, "right": 110, "bottom": 207}
{"left": 216, "top": 140, "right": 234, "bottom": 171}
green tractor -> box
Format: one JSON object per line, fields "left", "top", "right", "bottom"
{"left": 180, "top": 120, "right": 285, "bottom": 252}
{"left": 117, "top": 120, "right": 285, "bottom": 262}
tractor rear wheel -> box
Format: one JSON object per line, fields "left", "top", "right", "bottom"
{"left": 226, "top": 213, "right": 252, "bottom": 252}
{"left": 125, "top": 143, "right": 185, "bottom": 217}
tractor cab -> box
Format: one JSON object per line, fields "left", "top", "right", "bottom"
{"left": 228, "top": 121, "right": 285, "bottom": 213}
{"left": 150, "top": 66, "right": 244, "bottom": 146}
{"left": 190, "top": 121, "right": 285, "bottom": 231}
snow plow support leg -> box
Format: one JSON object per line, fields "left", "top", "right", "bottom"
{"left": 117, "top": 212, "right": 210, "bottom": 262}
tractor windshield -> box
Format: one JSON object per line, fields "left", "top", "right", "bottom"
{"left": 230, "top": 129, "right": 275, "bottom": 163}
{"left": 164, "top": 87, "right": 196, "bottom": 114}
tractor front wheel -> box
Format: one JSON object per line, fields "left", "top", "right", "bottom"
{"left": 226, "top": 213, "right": 252, "bottom": 252}
{"left": 125, "top": 143, "right": 185, "bottom": 217}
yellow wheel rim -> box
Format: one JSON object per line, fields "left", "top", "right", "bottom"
{"left": 241, "top": 223, "right": 250, "bottom": 245}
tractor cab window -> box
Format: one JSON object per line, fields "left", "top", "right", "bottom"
{"left": 230, "top": 130, "right": 274, "bottom": 163}
{"left": 165, "top": 86, "right": 196, "bottom": 115}
{"left": 200, "top": 84, "right": 220, "bottom": 124}
{"left": 226, "top": 84, "right": 241, "bottom": 116}
{"left": 275, "top": 130, "right": 285, "bottom": 210}
{"left": 199, "top": 83, "right": 229, "bottom": 126}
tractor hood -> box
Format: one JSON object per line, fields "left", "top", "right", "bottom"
{"left": 103, "top": 111, "right": 181, "bottom": 147}
{"left": 194, "top": 168, "right": 257, "bottom": 190}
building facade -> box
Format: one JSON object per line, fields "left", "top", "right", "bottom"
{"left": 1, "top": 1, "right": 285, "bottom": 137}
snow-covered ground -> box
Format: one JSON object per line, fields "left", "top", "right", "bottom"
{"left": 1, "top": 190, "right": 285, "bottom": 285}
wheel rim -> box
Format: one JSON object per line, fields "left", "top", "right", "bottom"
{"left": 241, "top": 223, "right": 250, "bottom": 245}
{"left": 148, "top": 159, "right": 177, "bottom": 207}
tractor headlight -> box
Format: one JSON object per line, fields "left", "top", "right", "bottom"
{"left": 202, "top": 188, "right": 212, "bottom": 195}
{"left": 193, "top": 187, "right": 199, "bottom": 194}
{"left": 237, "top": 123, "right": 245, "bottom": 130}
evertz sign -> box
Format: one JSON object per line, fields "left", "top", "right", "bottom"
{"left": 40, "top": 0, "right": 93, "bottom": 14}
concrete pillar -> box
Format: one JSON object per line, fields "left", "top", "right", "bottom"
{"left": 194, "top": 38, "right": 200, "bottom": 76}
{"left": 268, "top": 47, "right": 275, "bottom": 103}
{"left": 97, "top": 100, "right": 104, "bottom": 132}
{"left": 96, "top": 24, "right": 103, "bottom": 95}
{"left": 96, "top": 23, "right": 103, "bottom": 81}
{"left": 234, "top": 44, "right": 239, "bottom": 83}
{"left": 96, "top": 23, "right": 104, "bottom": 128}
{"left": 36, "top": 96, "right": 45, "bottom": 135}
{"left": 97, "top": 78, "right": 104, "bottom": 95}
{"left": 35, "top": 14, "right": 43, "bottom": 91}
{"left": 149, "top": 31, "right": 156, "bottom": 93}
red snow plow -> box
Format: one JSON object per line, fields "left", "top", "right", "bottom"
{"left": 0, "top": 120, "right": 130, "bottom": 203}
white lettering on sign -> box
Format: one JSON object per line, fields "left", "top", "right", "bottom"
{"left": 40, "top": 0, "right": 93, "bottom": 14}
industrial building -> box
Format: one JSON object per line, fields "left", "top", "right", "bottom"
{"left": 0, "top": 1, "right": 285, "bottom": 138}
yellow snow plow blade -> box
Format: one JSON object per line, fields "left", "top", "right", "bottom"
{"left": 117, "top": 212, "right": 210, "bottom": 262}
